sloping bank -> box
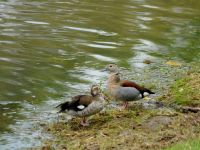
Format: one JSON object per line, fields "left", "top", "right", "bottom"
{"left": 37, "top": 61, "right": 200, "bottom": 150}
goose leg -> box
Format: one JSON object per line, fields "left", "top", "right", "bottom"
{"left": 123, "top": 101, "right": 128, "bottom": 109}
{"left": 80, "top": 117, "right": 89, "bottom": 126}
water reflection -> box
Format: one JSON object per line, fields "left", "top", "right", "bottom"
{"left": 0, "top": 0, "right": 200, "bottom": 149}
{"left": 63, "top": 26, "right": 117, "bottom": 36}
{"left": 90, "top": 54, "right": 117, "bottom": 62}
{"left": 24, "top": 21, "right": 50, "bottom": 25}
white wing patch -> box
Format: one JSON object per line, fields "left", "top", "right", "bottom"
{"left": 77, "top": 105, "right": 85, "bottom": 110}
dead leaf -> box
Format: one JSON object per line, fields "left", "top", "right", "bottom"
{"left": 166, "top": 60, "right": 182, "bottom": 67}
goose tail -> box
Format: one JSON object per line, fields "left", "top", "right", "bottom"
{"left": 56, "top": 101, "right": 70, "bottom": 113}
{"left": 143, "top": 88, "right": 155, "bottom": 95}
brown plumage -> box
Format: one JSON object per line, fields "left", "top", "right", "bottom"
{"left": 120, "top": 80, "right": 155, "bottom": 98}
{"left": 57, "top": 95, "right": 93, "bottom": 113}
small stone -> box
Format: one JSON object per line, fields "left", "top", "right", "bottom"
{"left": 143, "top": 59, "right": 152, "bottom": 64}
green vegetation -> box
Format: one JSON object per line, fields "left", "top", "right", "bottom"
{"left": 165, "top": 139, "right": 200, "bottom": 150}
{"left": 161, "top": 66, "right": 200, "bottom": 106}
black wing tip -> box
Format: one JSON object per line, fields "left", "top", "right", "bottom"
{"left": 148, "top": 91, "right": 155, "bottom": 95}
{"left": 144, "top": 88, "right": 155, "bottom": 94}
{"left": 56, "top": 101, "right": 70, "bottom": 113}
{"left": 149, "top": 91, "right": 155, "bottom": 94}
{"left": 55, "top": 103, "right": 61, "bottom": 108}
{"left": 57, "top": 110, "right": 65, "bottom": 113}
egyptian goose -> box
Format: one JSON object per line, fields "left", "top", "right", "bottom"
{"left": 105, "top": 64, "right": 155, "bottom": 108}
{"left": 56, "top": 85, "right": 105, "bottom": 126}
{"left": 105, "top": 64, "right": 155, "bottom": 98}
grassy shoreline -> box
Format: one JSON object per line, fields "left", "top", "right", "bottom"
{"left": 37, "top": 62, "right": 200, "bottom": 150}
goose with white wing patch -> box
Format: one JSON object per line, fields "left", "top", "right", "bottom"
{"left": 56, "top": 85, "right": 105, "bottom": 126}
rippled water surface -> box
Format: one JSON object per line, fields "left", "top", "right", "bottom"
{"left": 0, "top": 0, "right": 200, "bottom": 149}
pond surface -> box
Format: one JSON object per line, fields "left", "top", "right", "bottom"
{"left": 0, "top": 0, "right": 200, "bottom": 149}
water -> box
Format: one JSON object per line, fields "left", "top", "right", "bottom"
{"left": 0, "top": 0, "right": 200, "bottom": 149}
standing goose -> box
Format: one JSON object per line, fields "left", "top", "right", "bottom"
{"left": 105, "top": 64, "right": 155, "bottom": 108}
{"left": 105, "top": 64, "right": 155, "bottom": 98}
{"left": 57, "top": 85, "right": 105, "bottom": 126}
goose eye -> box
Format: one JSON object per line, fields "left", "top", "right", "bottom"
{"left": 109, "top": 65, "right": 112, "bottom": 67}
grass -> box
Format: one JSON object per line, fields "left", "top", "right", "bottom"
{"left": 160, "top": 65, "right": 200, "bottom": 150}
{"left": 160, "top": 67, "right": 200, "bottom": 107}
{"left": 40, "top": 105, "right": 200, "bottom": 150}
{"left": 165, "top": 139, "right": 200, "bottom": 150}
